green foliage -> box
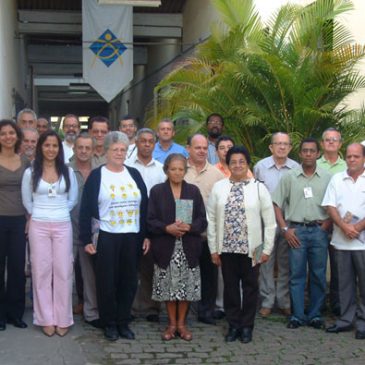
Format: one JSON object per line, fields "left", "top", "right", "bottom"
{"left": 147, "top": 0, "right": 365, "bottom": 160}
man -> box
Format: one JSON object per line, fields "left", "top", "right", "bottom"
{"left": 21, "top": 128, "right": 39, "bottom": 161}
{"left": 62, "top": 114, "right": 80, "bottom": 162}
{"left": 69, "top": 133, "right": 100, "bottom": 328}
{"left": 126, "top": 128, "right": 166, "bottom": 322}
{"left": 17, "top": 108, "right": 37, "bottom": 129}
{"left": 272, "top": 137, "right": 332, "bottom": 329}
{"left": 317, "top": 128, "right": 346, "bottom": 173}
{"left": 36, "top": 117, "right": 51, "bottom": 135}
{"left": 87, "top": 116, "right": 110, "bottom": 167}
{"left": 317, "top": 128, "right": 346, "bottom": 316}
{"left": 206, "top": 113, "right": 224, "bottom": 165}
{"left": 153, "top": 119, "right": 188, "bottom": 163}
{"left": 254, "top": 132, "right": 299, "bottom": 318}
{"left": 323, "top": 143, "right": 365, "bottom": 340}
{"left": 185, "top": 134, "right": 225, "bottom": 325}
{"left": 119, "top": 115, "right": 138, "bottom": 159}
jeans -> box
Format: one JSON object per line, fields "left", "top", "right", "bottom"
{"left": 289, "top": 225, "right": 328, "bottom": 323}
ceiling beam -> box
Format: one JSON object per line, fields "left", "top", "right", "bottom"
{"left": 18, "top": 10, "right": 182, "bottom": 37}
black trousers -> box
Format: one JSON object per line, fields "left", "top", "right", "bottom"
{"left": 221, "top": 253, "right": 259, "bottom": 329}
{"left": 198, "top": 240, "right": 218, "bottom": 318}
{"left": 0, "top": 215, "right": 26, "bottom": 321}
{"left": 96, "top": 230, "right": 140, "bottom": 327}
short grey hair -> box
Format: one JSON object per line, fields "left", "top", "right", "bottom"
{"left": 136, "top": 128, "right": 157, "bottom": 142}
{"left": 158, "top": 118, "right": 175, "bottom": 130}
{"left": 17, "top": 108, "right": 37, "bottom": 123}
{"left": 104, "top": 131, "right": 129, "bottom": 151}
{"left": 75, "top": 132, "right": 96, "bottom": 148}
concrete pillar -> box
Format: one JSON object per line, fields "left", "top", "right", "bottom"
{"left": 0, "top": 0, "right": 21, "bottom": 119}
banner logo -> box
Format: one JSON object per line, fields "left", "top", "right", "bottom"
{"left": 90, "top": 29, "right": 127, "bottom": 68}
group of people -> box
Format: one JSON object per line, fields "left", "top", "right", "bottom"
{"left": 1, "top": 109, "right": 365, "bottom": 346}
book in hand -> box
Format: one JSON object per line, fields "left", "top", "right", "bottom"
{"left": 252, "top": 243, "right": 264, "bottom": 266}
{"left": 175, "top": 199, "right": 193, "bottom": 224}
{"left": 343, "top": 211, "right": 365, "bottom": 244}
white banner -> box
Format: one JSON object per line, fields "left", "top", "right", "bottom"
{"left": 82, "top": 0, "right": 133, "bottom": 103}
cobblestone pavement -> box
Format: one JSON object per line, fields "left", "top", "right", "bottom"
{"left": 1, "top": 306, "right": 364, "bottom": 365}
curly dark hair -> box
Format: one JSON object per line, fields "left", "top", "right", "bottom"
{"left": 32, "top": 130, "right": 70, "bottom": 193}
{"left": 0, "top": 119, "right": 23, "bottom": 153}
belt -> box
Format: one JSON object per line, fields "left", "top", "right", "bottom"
{"left": 290, "top": 221, "right": 322, "bottom": 227}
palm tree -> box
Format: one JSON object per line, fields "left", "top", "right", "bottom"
{"left": 147, "top": 0, "right": 365, "bottom": 161}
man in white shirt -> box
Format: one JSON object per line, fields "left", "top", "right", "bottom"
{"left": 126, "top": 128, "right": 166, "bottom": 322}
{"left": 119, "top": 115, "right": 138, "bottom": 160}
{"left": 254, "top": 132, "right": 299, "bottom": 318}
{"left": 62, "top": 114, "right": 80, "bottom": 162}
{"left": 322, "top": 143, "right": 365, "bottom": 340}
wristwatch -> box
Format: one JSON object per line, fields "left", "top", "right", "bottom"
{"left": 281, "top": 226, "right": 289, "bottom": 234}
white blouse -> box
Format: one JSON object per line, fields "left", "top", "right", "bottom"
{"left": 21, "top": 166, "right": 78, "bottom": 222}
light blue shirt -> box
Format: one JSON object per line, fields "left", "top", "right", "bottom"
{"left": 153, "top": 141, "right": 188, "bottom": 163}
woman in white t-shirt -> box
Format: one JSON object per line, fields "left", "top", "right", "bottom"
{"left": 22, "top": 130, "right": 78, "bottom": 337}
{"left": 79, "top": 131, "right": 149, "bottom": 342}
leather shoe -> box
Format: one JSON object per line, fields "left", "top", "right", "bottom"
{"left": 198, "top": 316, "right": 216, "bottom": 325}
{"left": 225, "top": 327, "right": 241, "bottom": 342}
{"left": 355, "top": 330, "right": 365, "bottom": 340}
{"left": 118, "top": 325, "right": 135, "bottom": 340}
{"left": 104, "top": 325, "right": 119, "bottom": 341}
{"left": 7, "top": 318, "right": 27, "bottom": 329}
{"left": 326, "top": 324, "right": 352, "bottom": 333}
{"left": 241, "top": 327, "right": 253, "bottom": 343}
{"left": 212, "top": 310, "right": 225, "bottom": 320}
{"left": 287, "top": 319, "right": 302, "bottom": 329}
{"left": 309, "top": 318, "right": 324, "bottom": 330}
{"left": 146, "top": 314, "right": 159, "bottom": 323}
{"left": 0, "top": 320, "right": 6, "bottom": 331}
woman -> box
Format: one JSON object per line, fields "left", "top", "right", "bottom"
{"left": 22, "top": 130, "right": 78, "bottom": 337}
{"left": 147, "top": 153, "right": 207, "bottom": 341}
{"left": 207, "top": 146, "right": 276, "bottom": 343}
{"left": 79, "top": 131, "right": 149, "bottom": 342}
{"left": 0, "top": 120, "right": 29, "bottom": 331}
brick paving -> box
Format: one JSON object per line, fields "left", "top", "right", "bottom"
{"left": 1, "top": 306, "right": 364, "bottom": 365}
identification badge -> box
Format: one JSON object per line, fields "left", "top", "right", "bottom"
{"left": 303, "top": 187, "right": 313, "bottom": 199}
{"left": 48, "top": 185, "right": 57, "bottom": 198}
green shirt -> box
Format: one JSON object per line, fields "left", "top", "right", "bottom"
{"left": 272, "top": 165, "right": 332, "bottom": 222}
{"left": 317, "top": 155, "right": 346, "bottom": 174}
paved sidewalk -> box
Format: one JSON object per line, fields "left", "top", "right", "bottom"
{"left": 0, "top": 307, "right": 364, "bottom": 365}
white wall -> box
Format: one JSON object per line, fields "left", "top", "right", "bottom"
{"left": 0, "top": 0, "right": 23, "bottom": 119}
{"left": 337, "top": 0, "right": 365, "bottom": 109}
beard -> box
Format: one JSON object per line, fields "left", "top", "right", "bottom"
{"left": 208, "top": 129, "right": 222, "bottom": 139}
{"left": 65, "top": 132, "right": 77, "bottom": 143}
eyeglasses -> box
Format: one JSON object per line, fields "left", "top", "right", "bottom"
{"left": 323, "top": 137, "right": 341, "bottom": 143}
{"left": 271, "top": 142, "right": 291, "bottom": 147}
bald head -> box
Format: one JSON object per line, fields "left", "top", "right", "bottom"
{"left": 187, "top": 134, "right": 208, "bottom": 166}
{"left": 346, "top": 143, "right": 365, "bottom": 177}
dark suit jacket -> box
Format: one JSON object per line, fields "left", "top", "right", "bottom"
{"left": 147, "top": 180, "right": 207, "bottom": 269}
